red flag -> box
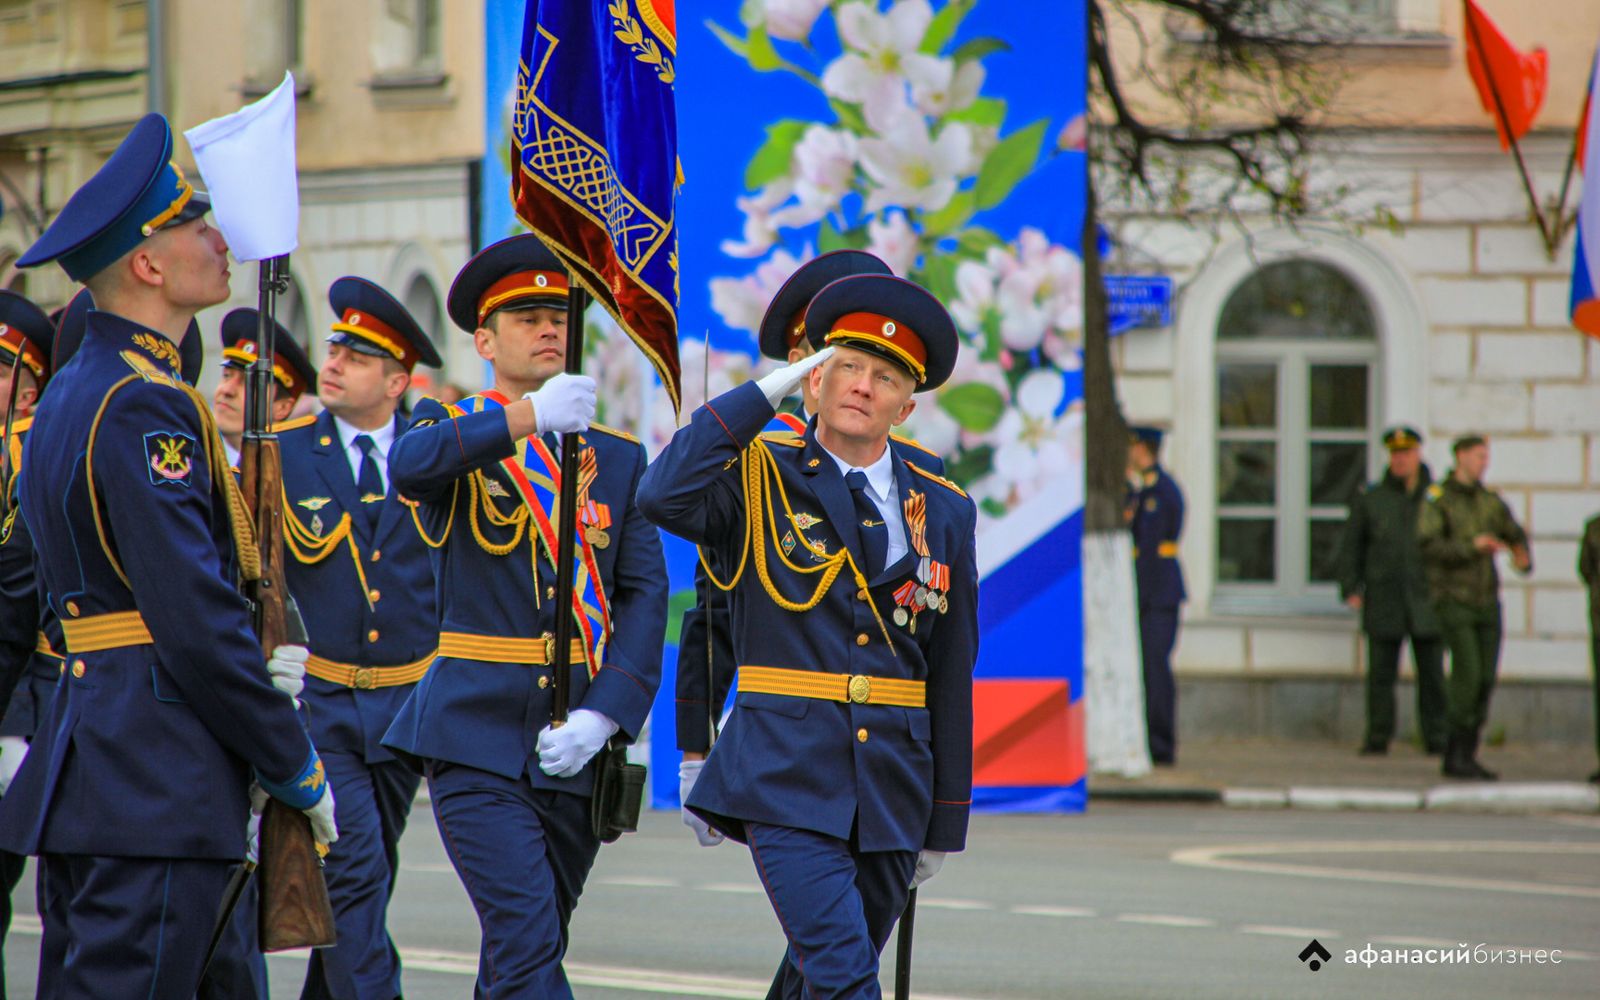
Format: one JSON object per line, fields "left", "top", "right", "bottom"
{"left": 1463, "top": 0, "right": 1548, "bottom": 150}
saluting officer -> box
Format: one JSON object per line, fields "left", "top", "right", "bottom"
{"left": 0, "top": 290, "right": 58, "bottom": 991}
{"left": 641, "top": 273, "right": 977, "bottom": 1000}
{"left": 1336, "top": 426, "right": 1447, "bottom": 756}
{"left": 382, "top": 235, "right": 666, "bottom": 998}
{"left": 1418, "top": 435, "right": 1530, "bottom": 780}
{"left": 1127, "top": 425, "right": 1185, "bottom": 766}
{"left": 0, "top": 113, "right": 336, "bottom": 998}
{"left": 675, "top": 251, "right": 945, "bottom": 849}
{"left": 277, "top": 280, "right": 442, "bottom": 1000}
{"left": 211, "top": 307, "right": 317, "bottom": 470}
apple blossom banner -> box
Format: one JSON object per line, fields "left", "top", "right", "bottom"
{"left": 484, "top": 0, "right": 1087, "bottom": 813}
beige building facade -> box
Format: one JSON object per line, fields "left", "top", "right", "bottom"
{"left": 1104, "top": 0, "right": 1600, "bottom": 729}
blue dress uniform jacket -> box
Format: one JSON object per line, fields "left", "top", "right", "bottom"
{"left": 0, "top": 313, "right": 322, "bottom": 861}
{"left": 0, "top": 417, "right": 62, "bottom": 737}
{"left": 639, "top": 382, "right": 978, "bottom": 855}
{"left": 280, "top": 409, "right": 438, "bottom": 762}
{"left": 1131, "top": 466, "right": 1185, "bottom": 609}
{"left": 381, "top": 396, "right": 667, "bottom": 792}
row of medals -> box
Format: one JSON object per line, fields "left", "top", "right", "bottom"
{"left": 893, "top": 556, "right": 948, "bottom": 634}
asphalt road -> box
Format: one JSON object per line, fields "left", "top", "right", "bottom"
{"left": 5, "top": 803, "right": 1598, "bottom": 999}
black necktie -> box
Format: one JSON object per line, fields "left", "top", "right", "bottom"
{"left": 846, "top": 469, "right": 888, "bottom": 578}
{"left": 353, "top": 434, "right": 383, "bottom": 529}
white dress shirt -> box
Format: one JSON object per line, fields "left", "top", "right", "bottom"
{"left": 333, "top": 414, "right": 395, "bottom": 495}
{"left": 821, "top": 440, "right": 907, "bottom": 568}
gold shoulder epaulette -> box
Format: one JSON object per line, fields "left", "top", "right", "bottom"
{"left": 588, "top": 422, "right": 640, "bottom": 445}
{"left": 272, "top": 414, "right": 317, "bottom": 433}
{"left": 890, "top": 433, "right": 939, "bottom": 459}
{"left": 758, "top": 431, "right": 805, "bottom": 448}
{"left": 7, "top": 415, "right": 33, "bottom": 435}
{"left": 118, "top": 350, "right": 182, "bottom": 389}
{"left": 909, "top": 463, "right": 967, "bottom": 498}
{"left": 1426, "top": 484, "right": 1443, "bottom": 500}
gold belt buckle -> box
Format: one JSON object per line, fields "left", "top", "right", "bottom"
{"left": 353, "top": 667, "right": 376, "bottom": 690}
{"left": 847, "top": 675, "right": 872, "bottom": 704}
{"left": 540, "top": 632, "right": 555, "bottom": 665}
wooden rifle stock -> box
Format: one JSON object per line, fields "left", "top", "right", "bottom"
{"left": 241, "top": 256, "right": 336, "bottom": 951}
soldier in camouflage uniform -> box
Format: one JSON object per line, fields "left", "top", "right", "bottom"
{"left": 1576, "top": 514, "right": 1600, "bottom": 784}
{"left": 1336, "top": 426, "right": 1447, "bottom": 756}
{"left": 1417, "top": 436, "right": 1531, "bottom": 780}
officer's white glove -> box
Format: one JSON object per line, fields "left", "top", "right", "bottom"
{"left": 0, "top": 736, "right": 29, "bottom": 797}
{"left": 678, "top": 759, "right": 724, "bottom": 847}
{"left": 910, "top": 849, "right": 946, "bottom": 889}
{"left": 525, "top": 373, "right": 597, "bottom": 436}
{"left": 267, "top": 644, "right": 309, "bottom": 707}
{"left": 755, "top": 346, "right": 835, "bottom": 408}
{"left": 245, "top": 783, "right": 268, "bottom": 864}
{"left": 536, "top": 708, "right": 619, "bottom": 778}
{"left": 303, "top": 785, "right": 338, "bottom": 848}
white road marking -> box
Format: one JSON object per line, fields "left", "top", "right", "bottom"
{"left": 698, "top": 881, "right": 765, "bottom": 895}
{"left": 1171, "top": 840, "right": 1600, "bottom": 899}
{"left": 1371, "top": 935, "right": 1455, "bottom": 948}
{"left": 595, "top": 875, "right": 682, "bottom": 889}
{"left": 1240, "top": 925, "right": 1339, "bottom": 940}
{"left": 1116, "top": 914, "right": 1215, "bottom": 928}
{"left": 918, "top": 897, "right": 995, "bottom": 911}
{"left": 1011, "top": 905, "right": 1097, "bottom": 918}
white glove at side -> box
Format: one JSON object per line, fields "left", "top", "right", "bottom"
{"left": 525, "top": 373, "right": 597, "bottom": 436}
{"left": 304, "top": 785, "right": 338, "bottom": 848}
{"left": 536, "top": 708, "right": 619, "bottom": 778}
{"left": 267, "top": 644, "right": 309, "bottom": 707}
{"left": 0, "top": 736, "right": 29, "bottom": 797}
{"left": 755, "top": 346, "right": 834, "bottom": 408}
{"left": 245, "top": 783, "right": 268, "bottom": 864}
{"left": 677, "top": 759, "right": 724, "bottom": 847}
{"left": 910, "top": 849, "right": 946, "bottom": 889}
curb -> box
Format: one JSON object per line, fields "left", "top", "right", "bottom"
{"left": 1088, "top": 786, "right": 1223, "bottom": 804}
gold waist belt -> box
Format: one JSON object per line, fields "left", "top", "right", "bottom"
{"left": 1132, "top": 541, "right": 1179, "bottom": 559}
{"left": 61, "top": 611, "right": 152, "bottom": 653}
{"left": 738, "top": 665, "right": 926, "bottom": 708}
{"left": 305, "top": 650, "right": 436, "bottom": 689}
{"left": 437, "top": 631, "right": 587, "bottom": 666}
{"left": 35, "top": 631, "right": 61, "bottom": 660}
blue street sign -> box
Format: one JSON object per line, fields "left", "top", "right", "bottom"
{"left": 1105, "top": 275, "right": 1172, "bottom": 334}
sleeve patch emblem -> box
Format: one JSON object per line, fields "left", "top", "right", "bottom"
{"left": 145, "top": 431, "right": 196, "bottom": 487}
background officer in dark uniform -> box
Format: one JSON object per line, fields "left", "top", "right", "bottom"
{"left": 211, "top": 307, "right": 317, "bottom": 469}
{"left": 0, "top": 112, "right": 336, "bottom": 998}
{"left": 1576, "top": 513, "right": 1600, "bottom": 784}
{"left": 1418, "top": 435, "right": 1531, "bottom": 780}
{"left": 641, "top": 273, "right": 976, "bottom": 1000}
{"left": 1127, "top": 425, "right": 1184, "bottom": 766}
{"left": 383, "top": 235, "right": 666, "bottom": 998}
{"left": 277, "top": 280, "right": 442, "bottom": 1000}
{"left": 1337, "top": 426, "right": 1447, "bottom": 756}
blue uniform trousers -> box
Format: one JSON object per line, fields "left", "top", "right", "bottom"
{"left": 1140, "top": 606, "right": 1179, "bottom": 764}
{"left": 746, "top": 822, "right": 915, "bottom": 1000}
{"left": 36, "top": 853, "right": 232, "bottom": 1000}
{"left": 427, "top": 762, "right": 599, "bottom": 1000}
{"left": 197, "top": 870, "right": 267, "bottom": 1000}
{"left": 301, "top": 749, "right": 420, "bottom": 1000}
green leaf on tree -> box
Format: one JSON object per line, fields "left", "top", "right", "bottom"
{"left": 920, "top": 0, "right": 976, "bottom": 54}
{"left": 944, "top": 444, "right": 994, "bottom": 486}
{"left": 980, "top": 497, "right": 1008, "bottom": 518}
{"left": 921, "top": 190, "right": 975, "bottom": 235}
{"left": 747, "top": 26, "right": 783, "bottom": 71}
{"left": 940, "top": 382, "right": 1006, "bottom": 432}
{"left": 818, "top": 221, "right": 867, "bottom": 253}
{"left": 706, "top": 20, "right": 748, "bottom": 59}
{"left": 953, "top": 36, "right": 1009, "bottom": 63}
{"left": 829, "top": 99, "right": 868, "bottom": 134}
{"left": 947, "top": 96, "right": 1006, "bottom": 127}
{"left": 974, "top": 119, "right": 1047, "bottom": 210}
{"left": 957, "top": 226, "right": 1005, "bottom": 255}
{"left": 744, "top": 119, "right": 810, "bottom": 190}
{"left": 921, "top": 251, "right": 959, "bottom": 305}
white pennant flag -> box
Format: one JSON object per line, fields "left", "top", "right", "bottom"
{"left": 183, "top": 72, "right": 300, "bottom": 262}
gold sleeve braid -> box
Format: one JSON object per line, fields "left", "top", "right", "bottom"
{"left": 85, "top": 375, "right": 262, "bottom": 590}
{"left": 699, "top": 440, "right": 894, "bottom": 652}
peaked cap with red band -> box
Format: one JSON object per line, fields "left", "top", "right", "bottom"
{"left": 759, "top": 249, "right": 892, "bottom": 361}
{"left": 804, "top": 274, "right": 958, "bottom": 391}
{"left": 219, "top": 307, "right": 317, "bottom": 401}
{"left": 327, "top": 276, "right": 442, "bottom": 372}
{"left": 446, "top": 233, "right": 570, "bottom": 334}
{"left": 0, "top": 290, "right": 57, "bottom": 388}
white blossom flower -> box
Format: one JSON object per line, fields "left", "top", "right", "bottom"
{"left": 769, "top": 126, "right": 859, "bottom": 229}
{"left": 950, "top": 257, "right": 997, "bottom": 335}
{"left": 866, "top": 210, "right": 919, "bottom": 276}
{"left": 720, "top": 179, "right": 794, "bottom": 258}
{"left": 821, "top": 0, "right": 950, "bottom": 132}
{"left": 913, "top": 59, "right": 984, "bottom": 117}
{"left": 763, "top": 0, "right": 830, "bottom": 42}
{"left": 708, "top": 247, "right": 806, "bottom": 334}
{"left": 897, "top": 396, "right": 960, "bottom": 457}
{"left": 858, "top": 117, "right": 974, "bottom": 213}
{"left": 989, "top": 371, "right": 1081, "bottom": 503}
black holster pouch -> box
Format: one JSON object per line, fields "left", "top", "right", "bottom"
{"left": 590, "top": 740, "right": 646, "bottom": 843}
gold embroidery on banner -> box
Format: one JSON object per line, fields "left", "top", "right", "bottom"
{"left": 608, "top": 0, "right": 674, "bottom": 84}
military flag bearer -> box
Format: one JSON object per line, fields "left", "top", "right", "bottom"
{"left": 278, "top": 279, "right": 442, "bottom": 1000}
{"left": 641, "top": 273, "right": 977, "bottom": 1000}
{"left": 382, "top": 234, "right": 666, "bottom": 998}
{"left": 0, "top": 113, "right": 336, "bottom": 998}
